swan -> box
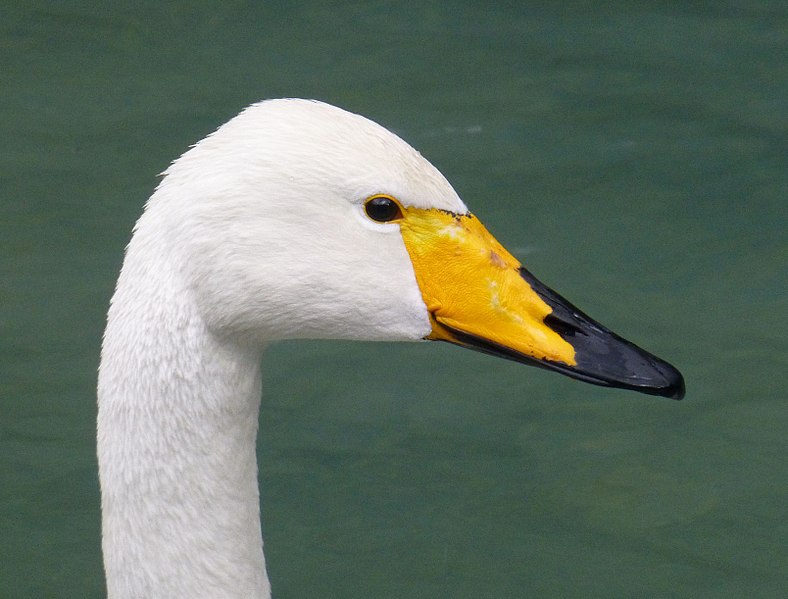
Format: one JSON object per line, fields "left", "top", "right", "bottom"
{"left": 97, "top": 98, "right": 684, "bottom": 598}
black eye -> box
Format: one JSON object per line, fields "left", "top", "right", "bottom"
{"left": 364, "top": 195, "right": 403, "bottom": 223}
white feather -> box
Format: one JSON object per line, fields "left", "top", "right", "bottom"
{"left": 98, "top": 99, "right": 466, "bottom": 598}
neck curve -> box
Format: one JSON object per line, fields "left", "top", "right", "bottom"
{"left": 97, "top": 243, "right": 271, "bottom": 598}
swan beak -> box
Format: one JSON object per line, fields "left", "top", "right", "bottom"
{"left": 400, "top": 209, "right": 685, "bottom": 400}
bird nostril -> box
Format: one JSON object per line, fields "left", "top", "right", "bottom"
{"left": 544, "top": 313, "right": 582, "bottom": 338}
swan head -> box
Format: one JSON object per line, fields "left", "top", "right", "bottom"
{"left": 141, "top": 99, "right": 683, "bottom": 399}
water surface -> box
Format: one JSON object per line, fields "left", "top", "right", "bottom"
{"left": 1, "top": 2, "right": 785, "bottom": 597}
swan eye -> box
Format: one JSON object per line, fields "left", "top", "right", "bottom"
{"left": 364, "top": 195, "right": 403, "bottom": 223}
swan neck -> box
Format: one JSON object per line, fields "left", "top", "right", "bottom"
{"left": 97, "top": 259, "right": 270, "bottom": 598}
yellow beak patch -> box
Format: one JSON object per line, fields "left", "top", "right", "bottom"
{"left": 400, "top": 207, "right": 576, "bottom": 366}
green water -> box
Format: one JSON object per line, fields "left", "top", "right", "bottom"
{"left": 2, "top": 2, "right": 786, "bottom": 597}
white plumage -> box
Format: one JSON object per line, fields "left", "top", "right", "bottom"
{"left": 98, "top": 98, "right": 683, "bottom": 598}
{"left": 98, "top": 99, "right": 467, "bottom": 598}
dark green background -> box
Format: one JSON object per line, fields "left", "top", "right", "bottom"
{"left": 2, "top": 2, "right": 785, "bottom": 597}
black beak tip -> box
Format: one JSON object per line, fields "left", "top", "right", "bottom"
{"left": 567, "top": 350, "right": 686, "bottom": 400}
{"left": 518, "top": 266, "right": 686, "bottom": 401}
{"left": 571, "top": 342, "right": 686, "bottom": 401}
{"left": 653, "top": 362, "right": 685, "bottom": 400}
